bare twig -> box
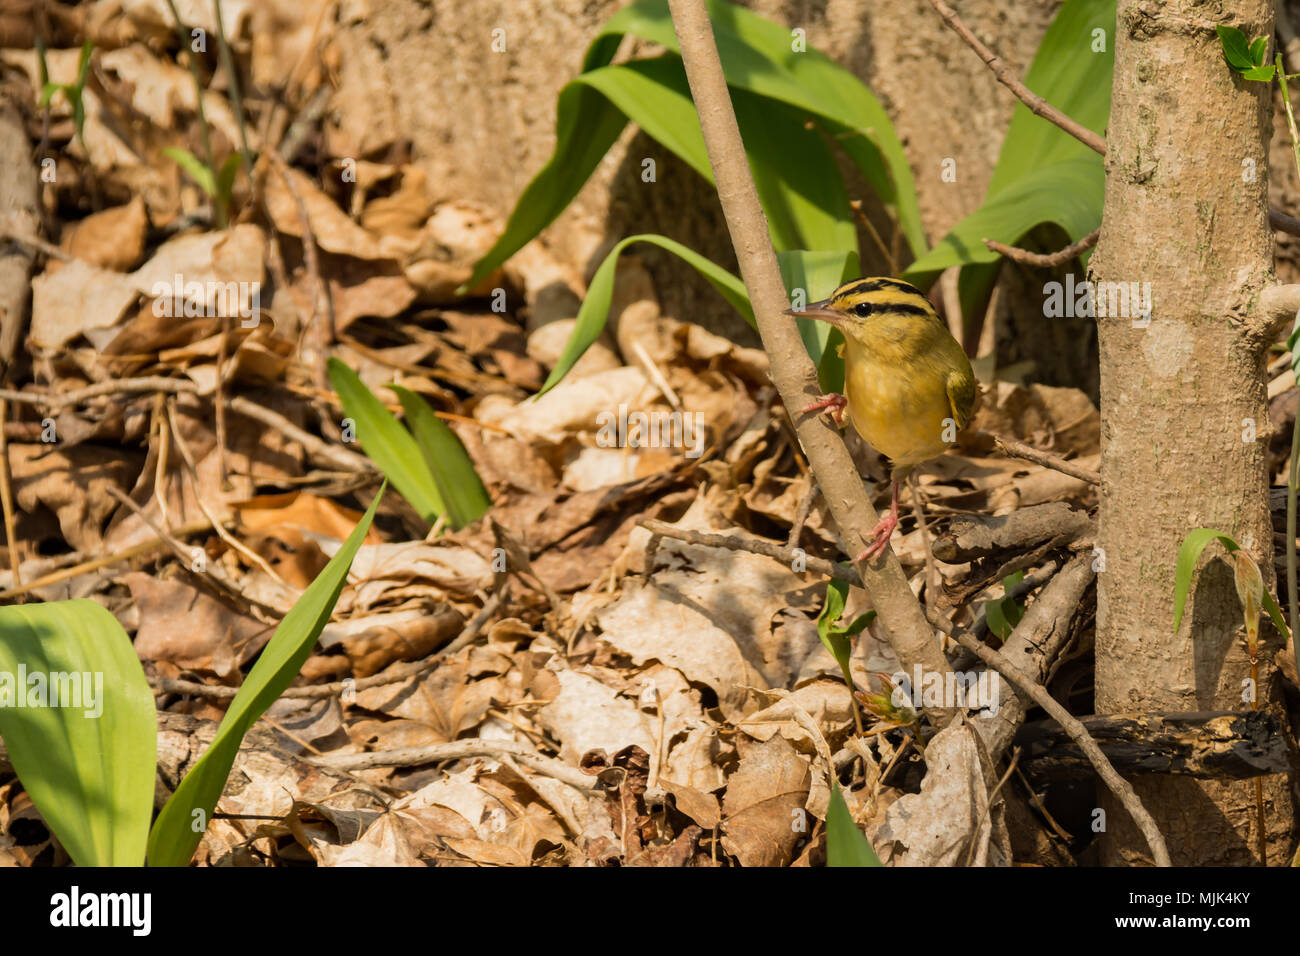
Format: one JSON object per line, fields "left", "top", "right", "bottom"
{"left": 638, "top": 517, "right": 860, "bottom": 587}
{"left": 982, "top": 229, "right": 1100, "bottom": 268}
{"left": 0, "top": 399, "right": 21, "bottom": 591}
{"left": 986, "top": 432, "right": 1101, "bottom": 486}
{"left": 927, "top": 0, "right": 1106, "bottom": 155}
{"left": 306, "top": 739, "right": 594, "bottom": 792}
{"left": 943, "top": 623, "right": 1171, "bottom": 866}
{"left": 666, "top": 0, "right": 955, "bottom": 720}
{"left": 107, "top": 486, "right": 285, "bottom": 618}
{"left": 164, "top": 398, "right": 298, "bottom": 592}
{"left": 0, "top": 519, "right": 215, "bottom": 600}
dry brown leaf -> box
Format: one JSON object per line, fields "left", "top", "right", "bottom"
{"left": 124, "top": 573, "right": 270, "bottom": 678}
{"left": 61, "top": 196, "right": 148, "bottom": 271}
{"left": 265, "top": 165, "right": 388, "bottom": 260}
{"left": 720, "top": 735, "right": 811, "bottom": 867}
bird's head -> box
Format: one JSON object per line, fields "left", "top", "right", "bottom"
{"left": 781, "top": 277, "right": 940, "bottom": 340}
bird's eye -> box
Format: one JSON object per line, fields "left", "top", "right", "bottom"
{"left": 853, "top": 302, "right": 874, "bottom": 317}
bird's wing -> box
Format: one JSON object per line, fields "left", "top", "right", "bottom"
{"left": 946, "top": 369, "right": 976, "bottom": 431}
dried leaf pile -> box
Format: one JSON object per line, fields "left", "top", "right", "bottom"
{"left": 0, "top": 0, "right": 1126, "bottom": 867}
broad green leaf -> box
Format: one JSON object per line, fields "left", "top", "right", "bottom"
{"left": 328, "top": 358, "right": 444, "bottom": 525}
{"left": 906, "top": 158, "right": 1104, "bottom": 281}
{"left": 466, "top": 0, "right": 925, "bottom": 288}
{"left": 0, "top": 600, "right": 156, "bottom": 866}
{"left": 538, "top": 234, "right": 753, "bottom": 397}
{"left": 147, "top": 487, "right": 384, "bottom": 866}
{"left": 162, "top": 146, "right": 217, "bottom": 198}
{"left": 389, "top": 385, "right": 491, "bottom": 529}
{"left": 1217, "top": 26, "right": 1255, "bottom": 71}
{"left": 826, "top": 782, "right": 882, "bottom": 866}
{"left": 582, "top": 59, "right": 854, "bottom": 251}
{"left": 590, "top": 0, "right": 926, "bottom": 257}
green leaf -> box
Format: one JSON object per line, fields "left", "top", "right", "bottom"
{"left": 147, "top": 487, "right": 384, "bottom": 866}
{"left": 162, "top": 146, "right": 218, "bottom": 198}
{"left": 75, "top": 40, "right": 94, "bottom": 89}
{"left": 1173, "top": 528, "right": 1243, "bottom": 633}
{"left": 389, "top": 385, "right": 491, "bottom": 530}
{"left": 906, "top": 158, "right": 1105, "bottom": 280}
{"left": 461, "top": 83, "right": 628, "bottom": 292}
{"left": 215, "top": 153, "right": 243, "bottom": 202}
{"left": 465, "top": 0, "right": 925, "bottom": 289}
{"left": 816, "top": 577, "right": 874, "bottom": 689}
{"left": 592, "top": 0, "right": 926, "bottom": 256}
{"left": 826, "top": 782, "right": 882, "bottom": 866}
{"left": 0, "top": 600, "right": 156, "bottom": 866}
{"left": 1287, "top": 313, "right": 1300, "bottom": 377}
{"left": 1217, "top": 25, "right": 1255, "bottom": 71}
{"left": 1173, "top": 527, "right": 1291, "bottom": 641}
{"left": 985, "top": 571, "right": 1025, "bottom": 640}
{"left": 39, "top": 82, "right": 61, "bottom": 108}
{"left": 538, "top": 234, "right": 753, "bottom": 397}
{"left": 1241, "top": 64, "right": 1276, "bottom": 82}
{"left": 1249, "top": 35, "right": 1269, "bottom": 67}
{"left": 328, "top": 358, "right": 444, "bottom": 525}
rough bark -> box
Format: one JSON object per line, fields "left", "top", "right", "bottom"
{"left": 1089, "top": 0, "right": 1294, "bottom": 865}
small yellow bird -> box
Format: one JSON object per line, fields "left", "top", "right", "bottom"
{"left": 784, "top": 277, "right": 975, "bottom": 561}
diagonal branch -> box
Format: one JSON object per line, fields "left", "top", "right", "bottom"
{"left": 666, "top": 0, "right": 955, "bottom": 721}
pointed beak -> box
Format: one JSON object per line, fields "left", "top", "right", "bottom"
{"left": 782, "top": 297, "right": 844, "bottom": 328}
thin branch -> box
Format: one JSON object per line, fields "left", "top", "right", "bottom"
{"left": 985, "top": 432, "right": 1102, "bottom": 485}
{"left": 927, "top": 0, "right": 1106, "bottom": 155}
{"left": 941, "top": 623, "right": 1172, "bottom": 866}
{"left": 666, "top": 0, "right": 956, "bottom": 721}
{"left": 306, "top": 739, "right": 594, "bottom": 792}
{"left": 638, "top": 517, "right": 860, "bottom": 587}
{"left": 0, "top": 399, "right": 21, "bottom": 591}
{"left": 982, "top": 228, "right": 1100, "bottom": 268}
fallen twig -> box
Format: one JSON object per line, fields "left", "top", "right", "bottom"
{"left": 306, "top": 739, "right": 595, "bottom": 792}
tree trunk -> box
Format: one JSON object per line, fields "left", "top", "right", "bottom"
{"left": 1090, "top": 0, "right": 1294, "bottom": 864}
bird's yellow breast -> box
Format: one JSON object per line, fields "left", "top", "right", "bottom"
{"left": 842, "top": 338, "right": 963, "bottom": 467}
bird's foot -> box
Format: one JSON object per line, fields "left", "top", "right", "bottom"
{"left": 853, "top": 511, "right": 899, "bottom": 562}
{"left": 801, "top": 392, "right": 848, "bottom": 427}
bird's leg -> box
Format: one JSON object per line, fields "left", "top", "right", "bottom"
{"left": 800, "top": 392, "right": 848, "bottom": 427}
{"left": 855, "top": 478, "right": 900, "bottom": 561}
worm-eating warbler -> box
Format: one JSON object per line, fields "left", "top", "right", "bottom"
{"left": 783, "top": 277, "right": 975, "bottom": 561}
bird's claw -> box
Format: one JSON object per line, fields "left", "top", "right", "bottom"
{"left": 801, "top": 393, "right": 848, "bottom": 427}
{"left": 853, "top": 512, "right": 899, "bottom": 562}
